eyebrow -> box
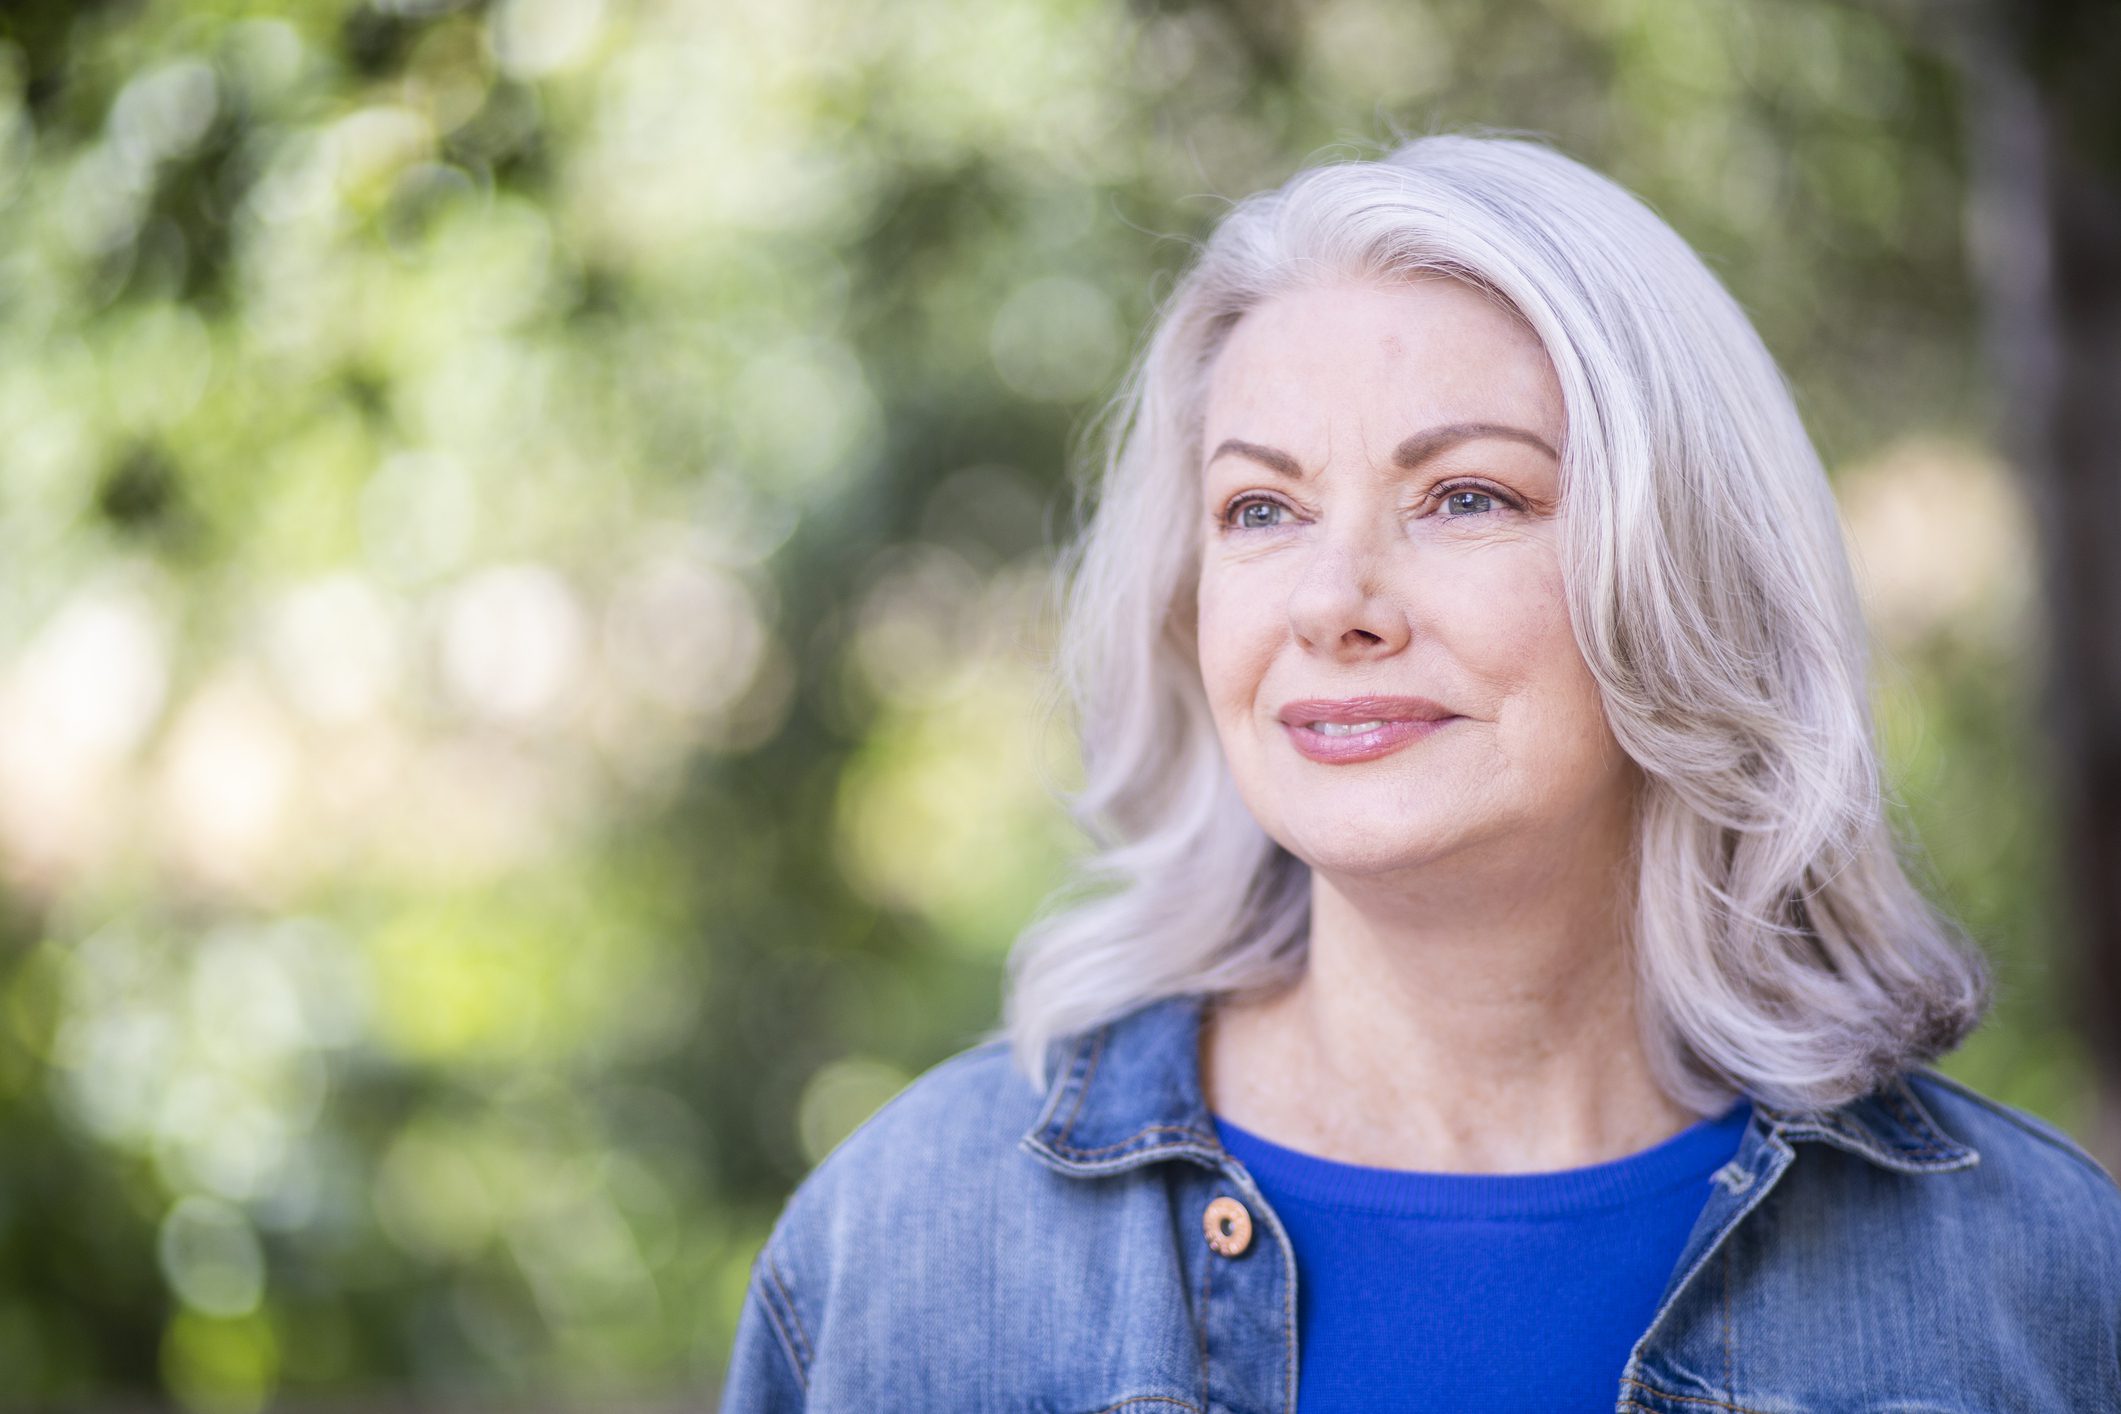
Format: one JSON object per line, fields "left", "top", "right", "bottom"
{"left": 1207, "top": 422, "right": 1560, "bottom": 479}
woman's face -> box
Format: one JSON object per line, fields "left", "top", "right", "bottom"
{"left": 1195, "top": 276, "right": 1637, "bottom": 880}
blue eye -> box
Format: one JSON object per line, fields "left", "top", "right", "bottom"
{"left": 1229, "top": 498, "right": 1284, "bottom": 529}
{"left": 1444, "top": 489, "right": 1495, "bottom": 516}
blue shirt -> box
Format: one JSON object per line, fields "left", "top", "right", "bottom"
{"left": 1213, "top": 1098, "right": 1753, "bottom": 1412}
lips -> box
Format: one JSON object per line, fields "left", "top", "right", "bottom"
{"left": 1275, "top": 696, "right": 1460, "bottom": 764}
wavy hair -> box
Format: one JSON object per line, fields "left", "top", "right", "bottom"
{"left": 993, "top": 133, "right": 1992, "bottom": 1117}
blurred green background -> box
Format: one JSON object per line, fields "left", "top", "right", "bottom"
{"left": 0, "top": 0, "right": 2091, "bottom": 1409}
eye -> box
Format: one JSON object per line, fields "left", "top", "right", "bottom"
{"left": 1224, "top": 495, "right": 1288, "bottom": 530}
{"left": 1432, "top": 481, "right": 1518, "bottom": 518}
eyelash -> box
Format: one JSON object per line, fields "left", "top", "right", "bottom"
{"left": 1216, "top": 480, "right": 1521, "bottom": 531}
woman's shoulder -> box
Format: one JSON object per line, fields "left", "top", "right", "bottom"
{"left": 1903, "top": 1065, "right": 2121, "bottom": 1202}
{"left": 1893, "top": 1066, "right": 2121, "bottom": 1277}
{"left": 732, "top": 1032, "right": 1083, "bottom": 1385}
{"left": 1708, "top": 1070, "right": 2121, "bottom": 1411}
{"left": 761, "top": 1032, "right": 1051, "bottom": 1251}
{"left": 812, "top": 1033, "right": 1043, "bottom": 1179}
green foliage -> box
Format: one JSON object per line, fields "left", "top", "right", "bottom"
{"left": 0, "top": 0, "right": 2071, "bottom": 1405}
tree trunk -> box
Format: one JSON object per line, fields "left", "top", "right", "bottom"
{"left": 1957, "top": 0, "right": 2121, "bottom": 1176}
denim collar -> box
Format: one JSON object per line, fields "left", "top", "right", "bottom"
{"left": 1019, "top": 991, "right": 1979, "bottom": 1179}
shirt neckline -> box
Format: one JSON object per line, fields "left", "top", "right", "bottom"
{"left": 1211, "top": 1097, "right": 1754, "bottom": 1219}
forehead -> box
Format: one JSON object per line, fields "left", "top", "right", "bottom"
{"left": 1200, "top": 276, "right": 1563, "bottom": 452}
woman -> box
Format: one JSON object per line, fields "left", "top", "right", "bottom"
{"left": 720, "top": 135, "right": 2121, "bottom": 1411}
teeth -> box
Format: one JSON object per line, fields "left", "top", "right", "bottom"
{"left": 1311, "top": 720, "right": 1388, "bottom": 736}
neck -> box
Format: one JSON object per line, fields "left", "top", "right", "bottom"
{"left": 1203, "top": 804, "right": 1704, "bottom": 1173}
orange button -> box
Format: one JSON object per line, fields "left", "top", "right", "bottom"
{"left": 1203, "top": 1195, "right": 1252, "bottom": 1257}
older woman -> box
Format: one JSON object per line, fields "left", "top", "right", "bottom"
{"left": 720, "top": 136, "right": 2121, "bottom": 1412}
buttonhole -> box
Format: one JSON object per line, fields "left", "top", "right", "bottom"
{"left": 1713, "top": 1161, "right": 1752, "bottom": 1192}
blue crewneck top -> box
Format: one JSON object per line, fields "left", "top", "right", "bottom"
{"left": 1212, "top": 1096, "right": 1753, "bottom": 1412}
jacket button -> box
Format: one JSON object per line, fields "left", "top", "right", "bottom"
{"left": 1203, "top": 1195, "right": 1253, "bottom": 1257}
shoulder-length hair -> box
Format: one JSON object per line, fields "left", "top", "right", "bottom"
{"left": 994, "top": 133, "right": 1991, "bottom": 1117}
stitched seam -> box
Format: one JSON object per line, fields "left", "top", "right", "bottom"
{"left": 1618, "top": 1375, "right": 1772, "bottom": 1412}
{"left": 766, "top": 1252, "right": 813, "bottom": 1373}
{"left": 1026, "top": 1046, "right": 1076, "bottom": 1135}
{"left": 1779, "top": 1118, "right": 1931, "bottom": 1170}
{"left": 1025, "top": 1030, "right": 1096, "bottom": 1145}
{"left": 1053, "top": 1123, "right": 1216, "bottom": 1158}
{"left": 1033, "top": 1143, "right": 1225, "bottom": 1176}
{"left": 1197, "top": 1205, "right": 1211, "bottom": 1414}
{"left": 1088, "top": 1400, "right": 1201, "bottom": 1413}
{"left": 1773, "top": 1073, "right": 1985, "bottom": 1171}
{"left": 756, "top": 1290, "right": 808, "bottom": 1392}
{"left": 1721, "top": 1235, "right": 1734, "bottom": 1401}
{"left": 1055, "top": 1029, "right": 1106, "bottom": 1146}
{"left": 1887, "top": 1077, "right": 1978, "bottom": 1160}
{"left": 1620, "top": 1136, "right": 1786, "bottom": 1375}
{"left": 1874, "top": 1082, "right": 1955, "bottom": 1159}
{"left": 755, "top": 1263, "right": 810, "bottom": 1392}
{"left": 1822, "top": 1114, "right": 1892, "bottom": 1156}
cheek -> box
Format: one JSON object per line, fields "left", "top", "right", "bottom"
{"left": 1195, "top": 567, "right": 1280, "bottom": 707}
{"left": 1469, "top": 561, "right": 1606, "bottom": 742}
{"left": 1447, "top": 553, "right": 1572, "bottom": 669}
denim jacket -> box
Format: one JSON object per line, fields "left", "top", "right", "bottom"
{"left": 719, "top": 992, "right": 2121, "bottom": 1411}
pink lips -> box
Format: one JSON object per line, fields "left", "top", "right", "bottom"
{"left": 1276, "top": 695, "right": 1460, "bottom": 764}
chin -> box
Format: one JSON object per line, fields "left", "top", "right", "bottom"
{"left": 1275, "top": 809, "right": 1476, "bottom": 877}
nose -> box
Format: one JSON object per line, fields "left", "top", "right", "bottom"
{"left": 1285, "top": 521, "right": 1412, "bottom": 659}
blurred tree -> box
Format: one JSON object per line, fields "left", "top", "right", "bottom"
{"left": 1949, "top": 0, "right": 2121, "bottom": 1174}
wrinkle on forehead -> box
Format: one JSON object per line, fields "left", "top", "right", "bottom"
{"left": 1198, "top": 278, "right": 1566, "bottom": 475}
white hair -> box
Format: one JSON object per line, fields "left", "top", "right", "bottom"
{"left": 993, "top": 133, "right": 1992, "bottom": 1117}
